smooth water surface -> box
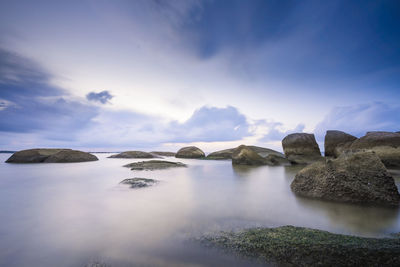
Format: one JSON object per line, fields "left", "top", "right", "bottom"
{"left": 0, "top": 153, "right": 399, "bottom": 266}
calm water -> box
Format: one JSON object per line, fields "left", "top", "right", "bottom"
{"left": 0, "top": 153, "right": 400, "bottom": 267}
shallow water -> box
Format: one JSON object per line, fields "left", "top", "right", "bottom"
{"left": 0, "top": 153, "right": 399, "bottom": 266}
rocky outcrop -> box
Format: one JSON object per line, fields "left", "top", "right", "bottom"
{"left": 175, "top": 146, "right": 205, "bottom": 158}
{"left": 120, "top": 178, "right": 158, "bottom": 188}
{"left": 324, "top": 130, "right": 357, "bottom": 157}
{"left": 150, "top": 151, "right": 176, "bottom": 157}
{"left": 247, "top": 146, "right": 286, "bottom": 158}
{"left": 350, "top": 131, "right": 400, "bottom": 149}
{"left": 206, "top": 148, "right": 236, "bottom": 159}
{"left": 291, "top": 151, "right": 400, "bottom": 206}
{"left": 348, "top": 132, "right": 400, "bottom": 168}
{"left": 200, "top": 225, "right": 400, "bottom": 267}
{"left": 232, "top": 145, "right": 268, "bottom": 165}
{"left": 5, "top": 148, "right": 98, "bottom": 163}
{"left": 108, "top": 151, "right": 157, "bottom": 158}
{"left": 282, "top": 133, "right": 322, "bottom": 164}
{"left": 123, "top": 160, "right": 187, "bottom": 170}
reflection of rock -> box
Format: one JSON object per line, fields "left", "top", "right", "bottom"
{"left": 120, "top": 178, "right": 158, "bottom": 188}
{"left": 175, "top": 146, "right": 205, "bottom": 158}
{"left": 123, "top": 160, "right": 187, "bottom": 170}
{"left": 109, "top": 151, "right": 157, "bottom": 158}
{"left": 295, "top": 196, "right": 400, "bottom": 235}
{"left": 150, "top": 151, "right": 176, "bottom": 157}
{"left": 291, "top": 151, "right": 400, "bottom": 206}
{"left": 282, "top": 133, "right": 322, "bottom": 164}
{"left": 324, "top": 130, "right": 357, "bottom": 157}
{"left": 5, "top": 148, "right": 98, "bottom": 163}
{"left": 200, "top": 225, "right": 400, "bottom": 266}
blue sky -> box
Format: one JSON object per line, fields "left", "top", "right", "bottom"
{"left": 0, "top": 0, "right": 399, "bottom": 151}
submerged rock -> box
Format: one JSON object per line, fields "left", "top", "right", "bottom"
{"left": 200, "top": 225, "right": 400, "bottom": 267}
{"left": 123, "top": 160, "right": 187, "bottom": 170}
{"left": 324, "top": 130, "right": 357, "bottom": 157}
{"left": 150, "top": 151, "right": 176, "bottom": 157}
{"left": 120, "top": 178, "right": 158, "bottom": 188}
{"left": 175, "top": 146, "right": 205, "bottom": 158}
{"left": 291, "top": 151, "right": 400, "bottom": 206}
{"left": 108, "top": 151, "right": 157, "bottom": 158}
{"left": 5, "top": 148, "right": 98, "bottom": 163}
{"left": 282, "top": 133, "right": 322, "bottom": 164}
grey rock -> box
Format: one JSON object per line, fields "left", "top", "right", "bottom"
{"left": 291, "top": 151, "right": 400, "bottom": 206}
{"left": 120, "top": 178, "right": 158, "bottom": 188}
{"left": 175, "top": 146, "right": 205, "bottom": 158}
{"left": 150, "top": 151, "right": 176, "bottom": 157}
{"left": 5, "top": 148, "right": 98, "bottom": 163}
{"left": 206, "top": 148, "right": 236, "bottom": 159}
{"left": 282, "top": 133, "right": 322, "bottom": 164}
{"left": 123, "top": 160, "right": 187, "bottom": 170}
{"left": 108, "top": 151, "right": 157, "bottom": 158}
{"left": 350, "top": 131, "right": 400, "bottom": 149}
{"left": 324, "top": 130, "right": 357, "bottom": 157}
{"left": 232, "top": 145, "right": 268, "bottom": 165}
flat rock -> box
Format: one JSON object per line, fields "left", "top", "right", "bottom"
{"left": 108, "top": 151, "right": 157, "bottom": 158}
{"left": 200, "top": 225, "right": 400, "bottom": 266}
{"left": 120, "top": 178, "right": 158, "bottom": 188}
{"left": 206, "top": 148, "right": 236, "bottom": 159}
{"left": 291, "top": 151, "right": 400, "bottom": 206}
{"left": 150, "top": 151, "right": 176, "bottom": 157}
{"left": 282, "top": 133, "right": 322, "bottom": 164}
{"left": 206, "top": 146, "right": 285, "bottom": 160}
{"left": 324, "top": 130, "right": 357, "bottom": 157}
{"left": 175, "top": 146, "right": 205, "bottom": 158}
{"left": 123, "top": 160, "right": 187, "bottom": 170}
{"left": 5, "top": 148, "right": 98, "bottom": 163}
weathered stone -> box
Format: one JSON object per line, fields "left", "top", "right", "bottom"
{"left": 350, "top": 131, "right": 400, "bottom": 149}
{"left": 175, "top": 146, "right": 205, "bottom": 158}
{"left": 200, "top": 225, "right": 400, "bottom": 267}
{"left": 108, "top": 151, "right": 157, "bottom": 158}
{"left": 282, "top": 133, "right": 322, "bottom": 164}
{"left": 324, "top": 130, "right": 357, "bottom": 157}
{"left": 5, "top": 148, "right": 98, "bottom": 163}
{"left": 206, "top": 148, "right": 236, "bottom": 159}
{"left": 291, "top": 151, "right": 400, "bottom": 206}
{"left": 232, "top": 145, "right": 268, "bottom": 166}
{"left": 150, "top": 151, "right": 176, "bottom": 157}
{"left": 123, "top": 160, "right": 186, "bottom": 170}
{"left": 120, "top": 178, "right": 158, "bottom": 188}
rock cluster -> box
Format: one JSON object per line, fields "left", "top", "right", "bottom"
{"left": 5, "top": 149, "right": 98, "bottom": 163}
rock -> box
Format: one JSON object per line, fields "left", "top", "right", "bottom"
{"left": 247, "top": 146, "right": 286, "bottom": 158}
{"left": 120, "top": 178, "right": 158, "bottom": 188}
{"left": 282, "top": 133, "right": 322, "bottom": 164}
{"left": 175, "top": 146, "right": 205, "bottom": 158}
{"left": 366, "top": 146, "right": 400, "bottom": 168}
{"left": 150, "top": 151, "right": 176, "bottom": 157}
{"left": 206, "top": 148, "right": 236, "bottom": 160}
{"left": 123, "top": 160, "right": 187, "bottom": 170}
{"left": 5, "top": 148, "right": 98, "bottom": 163}
{"left": 232, "top": 145, "right": 268, "bottom": 166}
{"left": 324, "top": 130, "right": 357, "bottom": 157}
{"left": 291, "top": 151, "right": 400, "bottom": 206}
{"left": 108, "top": 151, "right": 157, "bottom": 158}
{"left": 200, "top": 225, "right": 400, "bottom": 267}
{"left": 264, "top": 154, "right": 291, "bottom": 166}
{"left": 350, "top": 131, "right": 400, "bottom": 149}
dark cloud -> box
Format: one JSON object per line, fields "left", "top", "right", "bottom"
{"left": 0, "top": 48, "right": 98, "bottom": 139}
{"left": 86, "top": 90, "right": 113, "bottom": 104}
{"left": 314, "top": 102, "right": 400, "bottom": 141}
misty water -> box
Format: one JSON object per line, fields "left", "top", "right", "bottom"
{"left": 1, "top": 153, "right": 400, "bottom": 267}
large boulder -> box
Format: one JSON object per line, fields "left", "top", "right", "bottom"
{"left": 350, "top": 131, "right": 400, "bottom": 149}
{"left": 349, "top": 132, "right": 400, "bottom": 168}
{"left": 232, "top": 145, "right": 267, "bottom": 165}
{"left": 282, "top": 133, "right": 322, "bottom": 164}
{"left": 291, "top": 151, "right": 400, "bottom": 206}
{"left": 206, "top": 148, "right": 236, "bottom": 160}
{"left": 324, "top": 130, "right": 357, "bottom": 157}
{"left": 5, "top": 149, "right": 98, "bottom": 163}
{"left": 175, "top": 146, "right": 205, "bottom": 158}
{"left": 108, "top": 151, "right": 157, "bottom": 158}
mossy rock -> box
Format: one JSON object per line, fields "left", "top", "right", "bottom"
{"left": 200, "top": 225, "right": 400, "bottom": 266}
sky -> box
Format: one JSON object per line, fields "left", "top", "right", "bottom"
{"left": 0, "top": 0, "right": 399, "bottom": 152}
